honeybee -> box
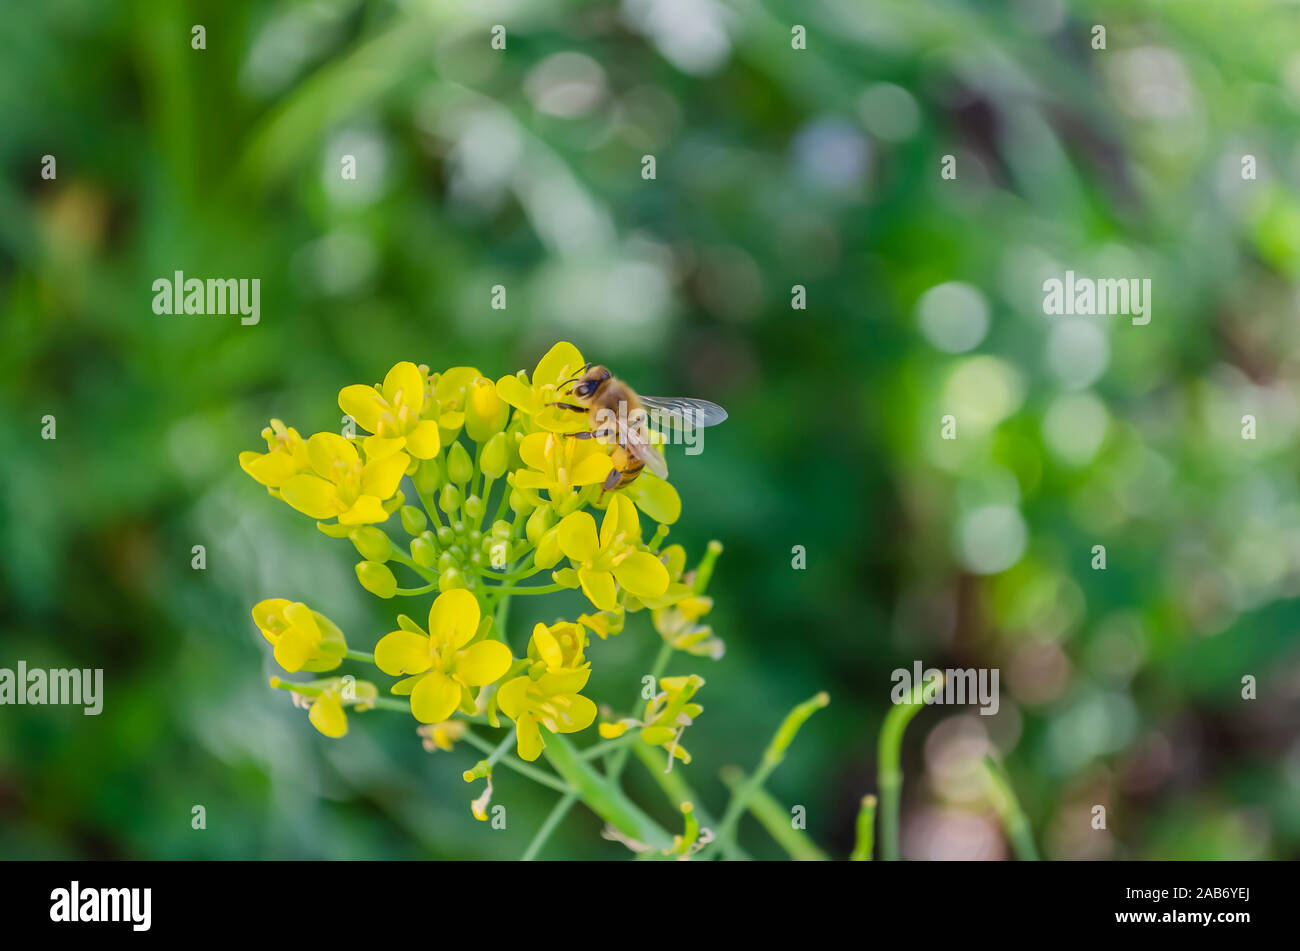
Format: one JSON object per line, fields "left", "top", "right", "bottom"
{"left": 549, "top": 364, "right": 728, "bottom": 491}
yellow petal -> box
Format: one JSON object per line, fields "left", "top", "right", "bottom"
{"left": 552, "top": 694, "right": 597, "bottom": 734}
{"left": 280, "top": 474, "right": 340, "bottom": 519}
{"left": 495, "top": 373, "right": 536, "bottom": 413}
{"left": 456, "top": 640, "right": 513, "bottom": 686}
{"left": 338, "top": 495, "right": 388, "bottom": 525}
{"left": 531, "top": 624, "right": 564, "bottom": 668}
{"left": 570, "top": 451, "right": 614, "bottom": 486}
{"left": 410, "top": 671, "right": 461, "bottom": 724}
{"left": 374, "top": 630, "right": 433, "bottom": 676}
{"left": 309, "top": 696, "right": 348, "bottom": 738}
{"left": 513, "top": 470, "right": 552, "bottom": 490}
{"left": 273, "top": 625, "right": 315, "bottom": 672}
{"left": 361, "top": 450, "right": 408, "bottom": 499}
{"left": 628, "top": 473, "right": 681, "bottom": 525}
{"left": 515, "top": 714, "right": 544, "bottom": 761}
{"left": 251, "top": 599, "right": 290, "bottom": 636}
{"left": 383, "top": 361, "right": 425, "bottom": 416}
{"left": 404, "top": 420, "right": 441, "bottom": 459}
{"left": 496, "top": 676, "right": 530, "bottom": 721}
{"left": 338, "top": 384, "right": 387, "bottom": 434}
{"left": 578, "top": 567, "right": 619, "bottom": 612}
{"left": 241, "top": 450, "right": 301, "bottom": 488}
{"left": 428, "top": 588, "right": 481, "bottom": 649}
{"left": 362, "top": 434, "right": 406, "bottom": 461}
{"left": 598, "top": 721, "right": 629, "bottom": 739}
{"left": 533, "top": 341, "right": 584, "bottom": 387}
{"left": 614, "top": 551, "right": 670, "bottom": 599}
{"left": 281, "top": 602, "right": 321, "bottom": 640}
{"left": 538, "top": 667, "right": 591, "bottom": 695}
{"left": 558, "top": 511, "right": 600, "bottom": 563}
{"left": 307, "top": 432, "right": 358, "bottom": 479}
{"left": 518, "top": 432, "right": 554, "bottom": 472}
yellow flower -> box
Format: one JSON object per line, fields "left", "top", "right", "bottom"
{"left": 418, "top": 720, "right": 468, "bottom": 753}
{"left": 653, "top": 595, "right": 724, "bottom": 660}
{"left": 373, "top": 589, "right": 513, "bottom": 724}
{"left": 429, "top": 366, "right": 483, "bottom": 443}
{"left": 278, "top": 432, "right": 408, "bottom": 525}
{"left": 554, "top": 494, "right": 669, "bottom": 612}
{"left": 276, "top": 675, "right": 379, "bottom": 738}
{"left": 497, "top": 668, "right": 597, "bottom": 761}
{"left": 253, "top": 599, "right": 347, "bottom": 673}
{"left": 495, "top": 341, "right": 591, "bottom": 434}
{"left": 338, "top": 361, "right": 441, "bottom": 461}
{"left": 599, "top": 674, "right": 704, "bottom": 765}
{"left": 524, "top": 620, "right": 589, "bottom": 675}
{"left": 239, "top": 418, "right": 312, "bottom": 489}
{"left": 621, "top": 471, "right": 682, "bottom": 525}
{"left": 514, "top": 431, "right": 613, "bottom": 495}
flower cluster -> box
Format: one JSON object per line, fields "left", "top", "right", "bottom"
{"left": 242, "top": 343, "right": 723, "bottom": 778}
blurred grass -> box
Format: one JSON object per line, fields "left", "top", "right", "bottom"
{"left": 1, "top": 0, "right": 1299, "bottom": 860}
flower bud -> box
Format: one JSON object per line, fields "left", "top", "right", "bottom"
{"left": 414, "top": 457, "right": 444, "bottom": 496}
{"left": 439, "top": 483, "right": 461, "bottom": 516}
{"left": 464, "top": 495, "right": 485, "bottom": 523}
{"left": 356, "top": 561, "right": 397, "bottom": 599}
{"left": 526, "top": 504, "right": 553, "bottom": 545}
{"left": 509, "top": 487, "right": 535, "bottom": 516}
{"left": 436, "top": 524, "right": 455, "bottom": 547}
{"left": 400, "top": 505, "right": 428, "bottom": 536}
{"left": 534, "top": 527, "right": 562, "bottom": 569}
{"left": 480, "top": 432, "right": 508, "bottom": 479}
{"left": 438, "top": 567, "right": 467, "bottom": 592}
{"left": 447, "top": 442, "right": 473, "bottom": 485}
{"left": 465, "top": 377, "right": 509, "bottom": 442}
{"left": 438, "top": 551, "right": 458, "bottom": 574}
{"left": 411, "top": 534, "right": 439, "bottom": 569}
{"left": 349, "top": 526, "right": 392, "bottom": 563}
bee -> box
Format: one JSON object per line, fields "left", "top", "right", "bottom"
{"left": 549, "top": 364, "right": 728, "bottom": 491}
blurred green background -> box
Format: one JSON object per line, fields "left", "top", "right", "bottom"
{"left": 3, "top": 0, "right": 1300, "bottom": 860}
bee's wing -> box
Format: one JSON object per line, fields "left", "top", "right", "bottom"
{"left": 624, "top": 423, "right": 670, "bottom": 480}
{"left": 638, "top": 396, "right": 729, "bottom": 429}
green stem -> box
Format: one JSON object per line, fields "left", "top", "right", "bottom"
{"left": 719, "top": 766, "right": 827, "bottom": 861}
{"left": 851, "top": 795, "right": 876, "bottom": 861}
{"left": 704, "top": 692, "right": 829, "bottom": 859}
{"left": 579, "top": 734, "right": 639, "bottom": 761}
{"left": 521, "top": 792, "right": 578, "bottom": 861}
{"left": 344, "top": 649, "right": 374, "bottom": 663}
{"left": 459, "top": 729, "right": 570, "bottom": 794}
{"left": 878, "top": 673, "right": 944, "bottom": 861}
{"left": 390, "top": 550, "right": 438, "bottom": 583}
{"left": 394, "top": 582, "right": 437, "bottom": 596}
{"left": 982, "top": 756, "right": 1039, "bottom": 861}
{"left": 607, "top": 640, "right": 673, "bottom": 782}
{"left": 541, "top": 733, "right": 673, "bottom": 852}
{"left": 630, "top": 743, "right": 750, "bottom": 860}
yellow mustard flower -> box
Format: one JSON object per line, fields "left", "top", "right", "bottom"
{"left": 514, "top": 431, "right": 613, "bottom": 495}
{"left": 497, "top": 668, "right": 597, "bottom": 761}
{"left": 523, "top": 619, "right": 589, "bottom": 674}
{"left": 373, "top": 589, "right": 513, "bottom": 723}
{"left": 418, "top": 720, "right": 468, "bottom": 753}
{"left": 277, "top": 432, "right": 408, "bottom": 525}
{"left": 599, "top": 674, "right": 705, "bottom": 765}
{"left": 653, "top": 595, "right": 724, "bottom": 660}
{"left": 338, "top": 361, "right": 441, "bottom": 461}
{"left": 276, "top": 675, "right": 379, "bottom": 738}
{"left": 428, "top": 366, "right": 482, "bottom": 444}
{"left": 554, "top": 494, "right": 669, "bottom": 612}
{"left": 239, "top": 418, "right": 312, "bottom": 489}
{"left": 253, "top": 599, "right": 347, "bottom": 673}
{"left": 495, "top": 341, "right": 591, "bottom": 434}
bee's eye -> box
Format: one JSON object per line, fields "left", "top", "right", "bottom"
{"left": 575, "top": 382, "right": 593, "bottom": 397}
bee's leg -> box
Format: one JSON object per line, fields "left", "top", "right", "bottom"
{"left": 546, "top": 401, "right": 588, "bottom": 413}
{"left": 573, "top": 428, "right": 616, "bottom": 440}
{"left": 602, "top": 466, "right": 623, "bottom": 493}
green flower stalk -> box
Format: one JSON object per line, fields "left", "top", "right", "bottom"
{"left": 877, "top": 672, "right": 943, "bottom": 861}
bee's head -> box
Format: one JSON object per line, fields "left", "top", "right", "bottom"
{"left": 565, "top": 364, "right": 611, "bottom": 405}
